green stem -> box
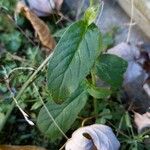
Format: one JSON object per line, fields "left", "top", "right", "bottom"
{"left": 0, "top": 52, "right": 53, "bottom": 132}
{"left": 91, "top": 70, "right": 98, "bottom": 116}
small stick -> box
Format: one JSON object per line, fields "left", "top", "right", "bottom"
{"left": 126, "top": 0, "right": 134, "bottom": 43}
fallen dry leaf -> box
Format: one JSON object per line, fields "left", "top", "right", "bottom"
{"left": 65, "top": 124, "right": 120, "bottom": 150}
{"left": 134, "top": 111, "right": 150, "bottom": 133}
{"left": 0, "top": 145, "right": 46, "bottom": 150}
{"left": 16, "top": 2, "right": 56, "bottom": 52}
{"left": 21, "top": 0, "right": 63, "bottom": 16}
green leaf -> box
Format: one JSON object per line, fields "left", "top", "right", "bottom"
{"left": 87, "top": 86, "right": 111, "bottom": 99}
{"left": 125, "top": 112, "right": 132, "bottom": 128}
{"left": 37, "top": 88, "right": 88, "bottom": 140}
{"left": 96, "top": 54, "right": 127, "bottom": 88}
{"left": 48, "top": 21, "right": 102, "bottom": 101}
{"left": 85, "top": 81, "right": 111, "bottom": 99}
{"left": 31, "top": 101, "right": 42, "bottom": 110}
{"left": 96, "top": 109, "right": 112, "bottom": 124}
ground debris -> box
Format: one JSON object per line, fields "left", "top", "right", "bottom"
{"left": 16, "top": 1, "right": 56, "bottom": 52}
{"left": 134, "top": 111, "right": 150, "bottom": 133}
{"left": 107, "top": 42, "right": 150, "bottom": 113}
{"left": 0, "top": 145, "right": 46, "bottom": 150}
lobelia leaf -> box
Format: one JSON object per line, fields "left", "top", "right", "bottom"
{"left": 37, "top": 87, "right": 88, "bottom": 140}
{"left": 96, "top": 54, "right": 128, "bottom": 88}
{"left": 48, "top": 20, "right": 102, "bottom": 101}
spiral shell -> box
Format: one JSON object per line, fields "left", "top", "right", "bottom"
{"left": 65, "top": 124, "right": 120, "bottom": 150}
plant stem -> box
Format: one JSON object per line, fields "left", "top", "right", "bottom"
{"left": 33, "top": 83, "right": 69, "bottom": 140}
{"left": 0, "top": 52, "right": 53, "bottom": 132}
{"left": 91, "top": 70, "right": 98, "bottom": 116}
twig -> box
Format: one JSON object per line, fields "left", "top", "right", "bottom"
{"left": 143, "top": 83, "right": 150, "bottom": 98}
{"left": 108, "top": 120, "right": 130, "bottom": 139}
{"left": 33, "top": 83, "right": 69, "bottom": 140}
{"left": 8, "top": 67, "right": 35, "bottom": 77}
{"left": 76, "top": 0, "right": 85, "bottom": 20}
{"left": 91, "top": 70, "right": 98, "bottom": 116}
{"left": 56, "top": 12, "right": 72, "bottom": 24}
{"left": 81, "top": 116, "right": 95, "bottom": 127}
{"left": 126, "top": 0, "right": 134, "bottom": 43}
{"left": 7, "top": 52, "right": 27, "bottom": 62}
{"left": 59, "top": 142, "right": 66, "bottom": 150}
{"left": 96, "top": 0, "right": 104, "bottom": 26}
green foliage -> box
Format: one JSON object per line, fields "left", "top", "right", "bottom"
{"left": 48, "top": 21, "right": 102, "bottom": 101}
{"left": 37, "top": 87, "right": 88, "bottom": 140}
{"left": 42, "top": 5, "right": 128, "bottom": 142}
{"left": 0, "top": 0, "right": 16, "bottom": 11}
{"left": 96, "top": 54, "right": 128, "bottom": 88}
{"left": 1, "top": 1, "right": 149, "bottom": 150}
{"left": 1, "top": 31, "right": 22, "bottom": 52}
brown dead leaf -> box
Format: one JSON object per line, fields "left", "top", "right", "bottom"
{"left": 0, "top": 145, "right": 46, "bottom": 150}
{"left": 134, "top": 111, "right": 150, "bottom": 133}
{"left": 16, "top": 2, "right": 56, "bottom": 52}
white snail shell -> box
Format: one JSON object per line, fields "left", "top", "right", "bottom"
{"left": 65, "top": 124, "right": 120, "bottom": 150}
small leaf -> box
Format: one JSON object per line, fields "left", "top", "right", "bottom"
{"left": 37, "top": 87, "right": 88, "bottom": 140}
{"left": 96, "top": 109, "right": 112, "bottom": 124}
{"left": 84, "top": 5, "right": 99, "bottom": 25}
{"left": 125, "top": 112, "right": 132, "bottom": 128}
{"left": 96, "top": 54, "right": 128, "bottom": 88}
{"left": 86, "top": 81, "right": 111, "bottom": 99}
{"left": 31, "top": 101, "right": 42, "bottom": 110}
{"left": 48, "top": 20, "right": 102, "bottom": 101}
